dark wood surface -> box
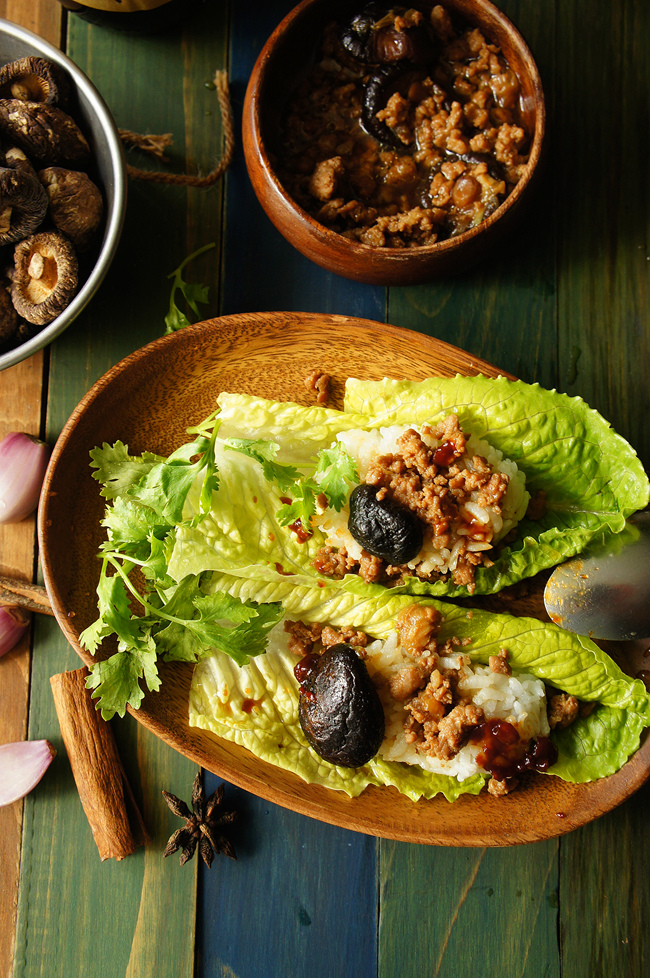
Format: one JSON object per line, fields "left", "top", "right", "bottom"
{"left": 1, "top": 1, "right": 649, "bottom": 976}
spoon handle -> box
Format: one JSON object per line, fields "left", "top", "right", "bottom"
{"left": 0, "top": 575, "right": 54, "bottom": 616}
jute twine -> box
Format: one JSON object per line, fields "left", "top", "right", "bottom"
{"left": 118, "top": 69, "right": 235, "bottom": 186}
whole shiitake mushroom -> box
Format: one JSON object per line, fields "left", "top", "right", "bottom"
{"left": 11, "top": 230, "right": 78, "bottom": 326}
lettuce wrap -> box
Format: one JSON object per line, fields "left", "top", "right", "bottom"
{"left": 81, "top": 374, "right": 649, "bottom": 734}
{"left": 188, "top": 573, "right": 650, "bottom": 800}
{"left": 168, "top": 375, "right": 649, "bottom": 597}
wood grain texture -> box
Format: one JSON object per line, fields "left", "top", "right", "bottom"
{"left": 0, "top": 7, "right": 61, "bottom": 977}
{"left": 553, "top": 2, "right": 650, "bottom": 973}
{"left": 379, "top": 838, "right": 560, "bottom": 977}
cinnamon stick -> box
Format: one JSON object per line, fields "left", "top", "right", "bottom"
{"left": 0, "top": 575, "right": 53, "bottom": 616}
{"left": 50, "top": 668, "right": 148, "bottom": 861}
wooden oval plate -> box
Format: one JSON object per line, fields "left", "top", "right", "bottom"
{"left": 38, "top": 312, "right": 650, "bottom": 846}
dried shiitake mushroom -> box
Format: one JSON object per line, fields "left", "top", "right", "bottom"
{"left": 0, "top": 57, "right": 71, "bottom": 107}
{"left": 0, "top": 99, "right": 90, "bottom": 167}
{"left": 39, "top": 167, "right": 103, "bottom": 252}
{"left": 3, "top": 145, "right": 38, "bottom": 179}
{"left": 0, "top": 167, "right": 49, "bottom": 245}
{"left": 11, "top": 230, "right": 78, "bottom": 326}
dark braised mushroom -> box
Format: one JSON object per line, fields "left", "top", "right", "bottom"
{"left": 341, "top": 4, "right": 438, "bottom": 65}
{"left": 297, "top": 644, "right": 385, "bottom": 767}
{"left": 0, "top": 57, "right": 71, "bottom": 107}
{"left": 348, "top": 483, "right": 423, "bottom": 564}
{"left": 0, "top": 282, "right": 18, "bottom": 348}
{"left": 39, "top": 167, "right": 104, "bottom": 252}
{"left": 0, "top": 100, "right": 90, "bottom": 167}
{"left": 361, "top": 63, "right": 418, "bottom": 148}
{"left": 0, "top": 167, "right": 49, "bottom": 245}
{"left": 11, "top": 230, "right": 78, "bottom": 325}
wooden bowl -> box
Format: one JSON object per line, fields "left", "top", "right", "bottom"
{"left": 243, "top": 0, "right": 545, "bottom": 285}
{"left": 38, "top": 313, "right": 650, "bottom": 847}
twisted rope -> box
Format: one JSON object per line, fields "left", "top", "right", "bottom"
{"left": 118, "top": 69, "right": 235, "bottom": 187}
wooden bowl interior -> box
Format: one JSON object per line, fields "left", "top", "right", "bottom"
{"left": 38, "top": 313, "right": 650, "bottom": 846}
{"left": 243, "top": 0, "right": 545, "bottom": 285}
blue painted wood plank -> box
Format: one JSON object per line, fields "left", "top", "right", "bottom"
{"left": 198, "top": 775, "right": 378, "bottom": 978}
{"left": 221, "top": 0, "right": 386, "bottom": 322}
{"left": 197, "top": 4, "right": 384, "bottom": 976}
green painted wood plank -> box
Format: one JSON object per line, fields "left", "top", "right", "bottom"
{"left": 554, "top": 2, "right": 650, "bottom": 973}
{"left": 14, "top": 8, "right": 230, "bottom": 977}
{"left": 556, "top": 0, "right": 650, "bottom": 467}
{"left": 379, "top": 840, "right": 560, "bottom": 978}
{"left": 14, "top": 614, "right": 197, "bottom": 978}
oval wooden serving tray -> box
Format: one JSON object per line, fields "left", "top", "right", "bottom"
{"left": 38, "top": 312, "right": 650, "bottom": 846}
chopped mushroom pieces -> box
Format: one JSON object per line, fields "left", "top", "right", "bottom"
{"left": 11, "top": 230, "right": 78, "bottom": 325}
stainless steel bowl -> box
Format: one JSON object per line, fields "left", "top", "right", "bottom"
{"left": 0, "top": 18, "right": 126, "bottom": 371}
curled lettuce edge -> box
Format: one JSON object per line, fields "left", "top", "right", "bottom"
{"left": 188, "top": 378, "right": 650, "bottom": 598}
{"left": 188, "top": 571, "right": 650, "bottom": 802}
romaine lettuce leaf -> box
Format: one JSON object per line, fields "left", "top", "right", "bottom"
{"left": 188, "top": 572, "right": 650, "bottom": 798}
{"left": 177, "top": 378, "right": 648, "bottom": 597}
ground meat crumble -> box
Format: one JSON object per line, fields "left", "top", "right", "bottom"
{"left": 313, "top": 414, "right": 511, "bottom": 593}
{"left": 284, "top": 609, "right": 589, "bottom": 798}
{"left": 276, "top": 4, "right": 530, "bottom": 248}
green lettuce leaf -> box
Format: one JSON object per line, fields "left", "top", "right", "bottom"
{"left": 188, "top": 572, "right": 650, "bottom": 798}
{"left": 176, "top": 378, "right": 648, "bottom": 598}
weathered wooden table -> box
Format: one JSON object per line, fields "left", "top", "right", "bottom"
{"left": 1, "top": 1, "right": 649, "bottom": 976}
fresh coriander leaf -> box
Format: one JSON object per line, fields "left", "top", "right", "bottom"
{"left": 85, "top": 644, "right": 160, "bottom": 720}
{"left": 224, "top": 438, "right": 300, "bottom": 492}
{"left": 314, "top": 444, "right": 359, "bottom": 511}
{"left": 164, "top": 242, "right": 215, "bottom": 334}
{"left": 126, "top": 433, "right": 219, "bottom": 525}
{"left": 90, "top": 442, "right": 163, "bottom": 499}
{"left": 276, "top": 479, "right": 319, "bottom": 531}
{"left": 157, "top": 597, "right": 283, "bottom": 666}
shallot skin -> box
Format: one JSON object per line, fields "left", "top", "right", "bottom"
{"left": 0, "top": 739, "right": 56, "bottom": 806}
{"left": 0, "top": 606, "right": 30, "bottom": 657}
{"left": 0, "top": 430, "right": 50, "bottom": 523}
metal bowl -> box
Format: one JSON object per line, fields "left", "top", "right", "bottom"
{"left": 0, "top": 18, "right": 126, "bottom": 371}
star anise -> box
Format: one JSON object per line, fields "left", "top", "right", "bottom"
{"left": 162, "top": 773, "right": 238, "bottom": 867}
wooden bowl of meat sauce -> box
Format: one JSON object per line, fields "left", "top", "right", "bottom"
{"left": 243, "top": 0, "right": 545, "bottom": 285}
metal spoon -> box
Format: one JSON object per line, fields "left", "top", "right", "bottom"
{"left": 543, "top": 510, "right": 650, "bottom": 640}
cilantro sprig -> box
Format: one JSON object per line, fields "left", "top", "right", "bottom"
{"left": 165, "top": 242, "right": 216, "bottom": 334}
{"left": 81, "top": 553, "right": 282, "bottom": 720}
{"left": 225, "top": 437, "right": 359, "bottom": 531}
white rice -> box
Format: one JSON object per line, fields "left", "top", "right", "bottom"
{"left": 313, "top": 424, "right": 529, "bottom": 578}
{"left": 364, "top": 632, "right": 549, "bottom": 781}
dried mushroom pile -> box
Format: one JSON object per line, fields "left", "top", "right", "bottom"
{"left": 0, "top": 56, "right": 104, "bottom": 353}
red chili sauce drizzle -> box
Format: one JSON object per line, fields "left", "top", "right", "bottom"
{"left": 242, "top": 697, "right": 264, "bottom": 714}
{"left": 469, "top": 719, "right": 558, "bottom": 782}
{"left": 279, "top": 496, "right": 311, "bottom": 543}
{"left": 289, "top": 519, "right": 311, "bottom": 543}
{"left": 274, "top": 562, "right": 294, "bottom": 576}
{"left": 294, "top": 653, "right": 319, "bottom": 701}
{"left": 433, "top": 440, "right": 459, "bottom": 467}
